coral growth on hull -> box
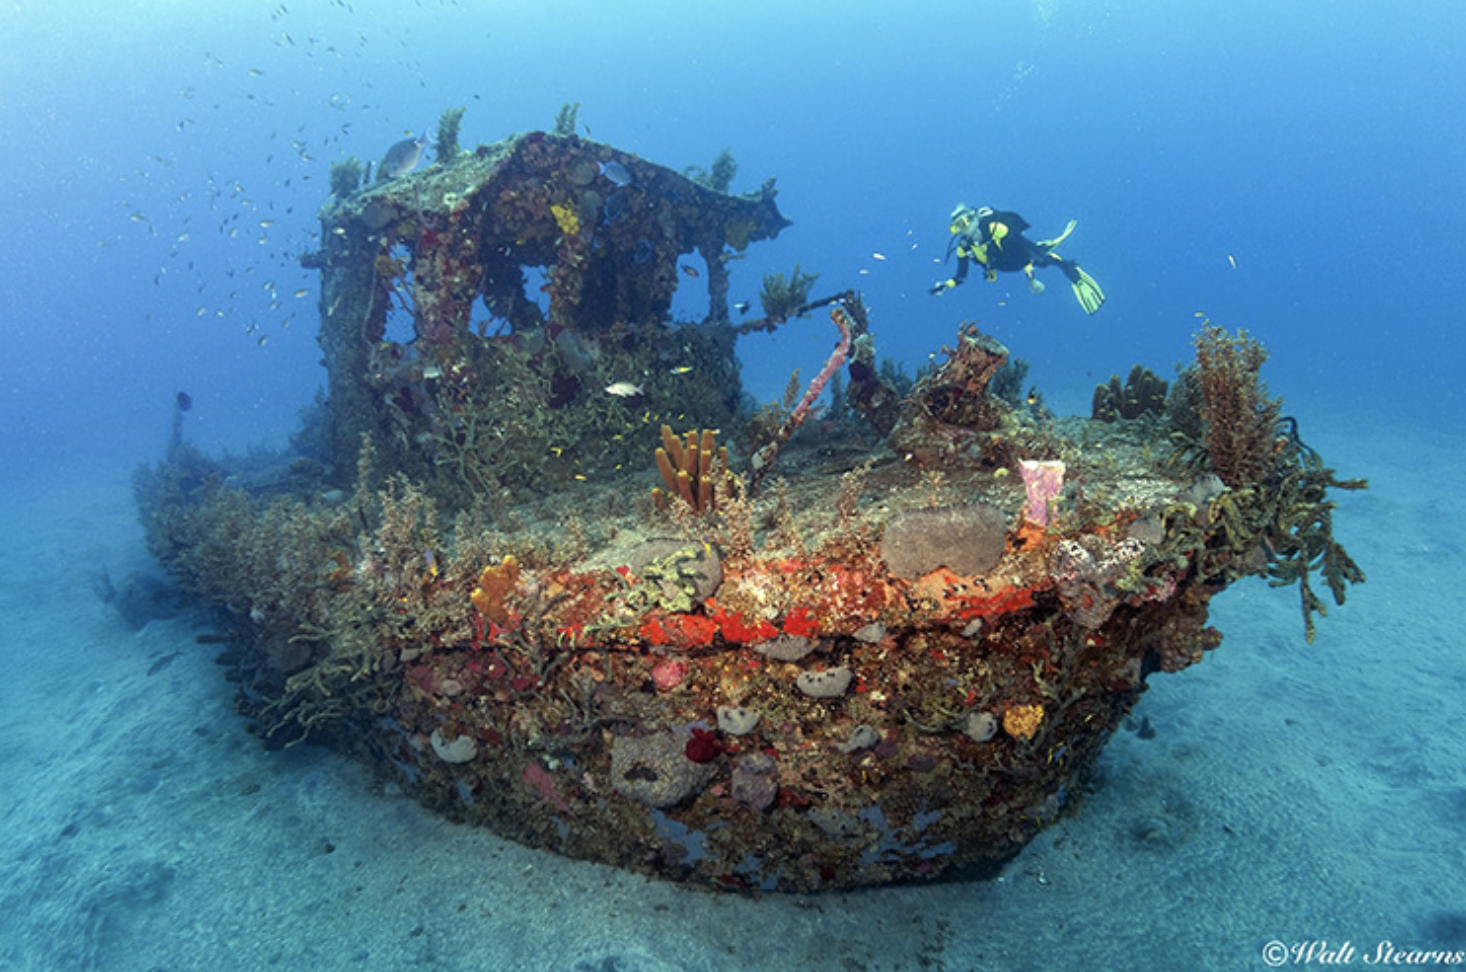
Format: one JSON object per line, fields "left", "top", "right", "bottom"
{"left": 138, "top": 128, "right": 1364, "bottom": 892}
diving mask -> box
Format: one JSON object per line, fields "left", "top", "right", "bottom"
{"left": 948, "top": 204, "right": 977, "bottom": 236}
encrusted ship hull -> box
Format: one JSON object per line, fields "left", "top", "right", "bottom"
{"left": 138, "top": 129, "right": 1362, "bottom": 892}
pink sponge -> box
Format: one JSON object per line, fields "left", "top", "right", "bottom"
{"left": 1019, "top": 459, "right": 1066, "bottom": 527}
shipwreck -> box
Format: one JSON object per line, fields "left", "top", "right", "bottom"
{"left": 137, "top": 123, "right": 1365, "bottom": 892}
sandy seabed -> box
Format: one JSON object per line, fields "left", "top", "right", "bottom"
{"left": 2, "top": 412, "right": 1462, "bottom": 972}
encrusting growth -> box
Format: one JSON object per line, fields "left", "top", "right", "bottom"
{"left": 470, "top": 555, "right": 520, "bottom": 627}
{"left": 749, "top": 302, "right": 855, "bottom": 488}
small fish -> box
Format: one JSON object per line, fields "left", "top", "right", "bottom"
{"left": 379, "top": 132, "right": 426, "bottom": 179}
{"left": 602, "top": 192, "right": 628, "bottom": 224}
{"left": 294, "top": 289, "right": 309, "bottom": 298}
{"left": 599, "top": 160, "right": 632, "bottom": 186}
{"left": 680, "top": 264, "right": 699, "bottom": 278}
{"left": 872, "top": 252, "right": 887, "bottom": 261}
{"left": 733, "top": 301, "right": 751, "bottom": 315}
{"left": 259, "top": 219, "right": 274, "bottom": 228}
{"left": 147, "top": 651, "right": 183, "bottom": 676}
{"left": 669, "top": 365, "right": 694, "bottom": 375}
{"left": 605, "top": 382, "right": 644, "bottom": 398}
{"left": 1227, "top": 253, "right": 1238, "bottom": 269}
{"left": 1025, "top": 386, "right": 1040, "bottom": 406}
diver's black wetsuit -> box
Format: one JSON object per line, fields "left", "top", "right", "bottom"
{"left": 952, "top": 210, "right": 1083, "bottom": 286}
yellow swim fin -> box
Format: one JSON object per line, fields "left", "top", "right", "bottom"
{"left": 1037, "top": 218, "right": 1078, "bottom": 250}
{"left": 1069, "top": 265, "right": 1105, "bottom": 315}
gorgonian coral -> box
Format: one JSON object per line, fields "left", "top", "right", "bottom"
{"left": 1194, "top": 324, "right": 1281, "bottom": 488}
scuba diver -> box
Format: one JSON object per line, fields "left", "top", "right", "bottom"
{"left": 930, "top": 205, "right": 1106, "bottom": 315}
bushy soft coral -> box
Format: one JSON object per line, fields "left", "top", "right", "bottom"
{"left": 1193, "top": 325, "right": 1281, "bottom": 488}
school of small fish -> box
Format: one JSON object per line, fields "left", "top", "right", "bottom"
{"left": 115, "top": 0, "right": 487, "bottom": 348}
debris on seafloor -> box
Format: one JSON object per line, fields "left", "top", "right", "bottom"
{"left": 136, "top": 122, "right": 1366, "bottom": 892}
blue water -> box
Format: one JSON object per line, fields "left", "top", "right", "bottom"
{"left": 2, "top": 1, "right": 1463, "bottom": 969}
{"left": 5, "top": 0, "right": 1461, "bottom": 471}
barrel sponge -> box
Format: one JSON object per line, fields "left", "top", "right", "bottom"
{"left": 879, "top": 502, "right": 1010, "bottom": 580}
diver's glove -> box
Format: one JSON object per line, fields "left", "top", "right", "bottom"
{"left": 929, "top": 279, "right": 957, "bottom": 296}
{"left": 1069, "top": 266, "right": 1106, "bottom": 315}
